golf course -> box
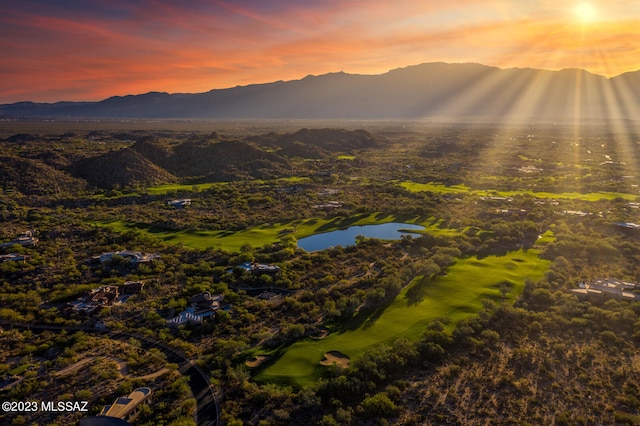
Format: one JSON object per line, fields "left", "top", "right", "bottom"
{"left": 95, "top": 213, "right": 458, "bottom": 252}
{"left": 254, "top": 245, "right": 550, "bottom": 387}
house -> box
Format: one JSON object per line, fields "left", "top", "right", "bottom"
{"left": 80, "top": 387, "right": 152, "bottom": 425}
{"left": 168, "top": 199, "right": 191, "bottom": 209}
{"left": 571, "top": 278, "right": 639, "bottom": 301}
{"left": 228, "top": 262, "right": 281, "bottom": 275}
{"left": 67, "top": 286, "right": 125, "bottom": 315}
{"left": 123, "top": 281, "right": 145, "bottom": 294}
{"left": 0, "top": 231, "right": 38, "bottom": 248}
{"left": 497, "top": 208, "right": 528, "bottom": 217}
{"left": 89, "top": 286, "right": 120, "bottom": 305}
{"left": 0, "top": 253, "right": 30, "bottom": 263}
{"left": 188, "top": 291, "right": 224, "bottom": 307}
{"left": 614, "top": 222, "right": 640, "bottom": 231}
{"left": 167, "top": 308, "right": 208, "bottom": 326}
{"left": 563, "top": 210, "right": 589, "bottom": 217}
{"left": 317, "top": 188, "right": 340, "bottom": 196}
{"left": 97, "top": 250, "right": 160, "bottom": 265}
{"left": 167, "top": 292, "right": 223, "bottom": 326}
{"left": 250, "top": 262, "right": 280, "bottom": 275}
{"left": 312, "top": 201, "right": 344, "bottom": 209}
{"left": 480, "top": 196, "right": 512, "bottom": 202}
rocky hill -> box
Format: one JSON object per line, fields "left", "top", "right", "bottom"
{"left": 130, "top": 136, "right": 174, "bottom": 167}
{"left": 247, "top": 128, "right": 377, "bottom": 159}
{"left": 69, "top": 147, "right": 176, "bottom": 189}
{"left": 0, "top": 128, "right": 379, "bottom": 193}
{"left": 1, "top": 133, "right": 295, "bottom": 192}
{"left": 0, "top": 156, "right": 87, "bottom": 196}
{"left": 126, "top": 135, "right": 291, "bottom": 181}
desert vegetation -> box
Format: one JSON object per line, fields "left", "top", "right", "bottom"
{"left": 1, "top": 120, "right": 640, "bottom": 425}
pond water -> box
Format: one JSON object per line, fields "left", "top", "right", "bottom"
{"left": 297, "top": 222, "right": 425, "bottom": 252}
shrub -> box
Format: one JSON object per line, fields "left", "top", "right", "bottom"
{"left": 358, "top": 393, "right": 399, "bottom": 419}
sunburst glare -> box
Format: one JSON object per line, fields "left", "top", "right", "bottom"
{"left": 574, "top": 2, "right": 598, "bottom": 23}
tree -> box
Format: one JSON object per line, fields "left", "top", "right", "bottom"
{"left": 358, "top": 393, "right": 399, "bottom": 419}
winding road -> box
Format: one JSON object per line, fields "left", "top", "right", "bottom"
{"left": 0, "top": 322, "right": 220, "bottom": 426}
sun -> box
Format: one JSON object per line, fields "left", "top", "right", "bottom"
{"left": 574, "top": 2, "right": 598, "bottom": 23}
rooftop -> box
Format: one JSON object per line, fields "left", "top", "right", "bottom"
{"left": 101, "top": 387, "right": 152, "bottom": 420}
{"left": 0, "top": 231, "right": 39, "bottom": 248}
{"left": 572, "top": 278, "right": 639, "bottom": 301}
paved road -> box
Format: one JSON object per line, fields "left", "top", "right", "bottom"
{"left": 120, "top": 332, "right": 219, "bottom": 426}
{"left": 0, "top": 322, "right": 220, "bottom": 426}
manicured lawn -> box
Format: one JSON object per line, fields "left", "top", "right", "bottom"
{"left": 400, "top": 181, "right": 639, "bottom": 201}
{"left": 95, "top": 220, "right": 295, "bottom": 252}
{"left": 536, "top": 229, "right": 555, "bottom": 245}
{"left": 146, "top": 181, "right": 228, "bottom": 195}
{"left": 417, "top": 217, "right": 460, "bottom": 237}
{"left": 94, "top": 213, "right": 457, "bottom": 252}
{"left": 400, "top": 182, "right": 472, "bottom": 195}
{"left": 255, "top": 247, "right": 549, "bottom": 387}
{"left": 146, "top": 177, "right": 311, "bottom": 195}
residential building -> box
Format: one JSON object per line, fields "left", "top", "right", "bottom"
{"left": 168, "top": 199, "right": 191, "bottom": 208}
{"left": 123, "top": 281, "right": 145, "bottom": 294}
{"left": 66, "top": 286, "right": 125, "bottom": 314}
{"left": 0, "top": 230, "right": 38, "bottom": 248}
{"left": 228, "top": 261, "right": 281, "bottom": 275}
{"left": 167, "top": 292, "right": 223, "bottom": 326}
{"left": 0, "top": 253, "right": 30, "bottom": 263}
{"left": 96, "top": 250, "right": 160, "bottom": 265}
{"left": 81, "top": 387, "right": 152, "bottom": 425}
{"left": 572, "top": 278, "right": 639, "bottom": 301}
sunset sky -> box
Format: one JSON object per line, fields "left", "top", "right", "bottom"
{"left": 2, "top": 0, "right": 640, "bottom": 103}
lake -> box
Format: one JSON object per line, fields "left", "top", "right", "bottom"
{"left": 297, "top": 222, "right": 425, "bottom": 252}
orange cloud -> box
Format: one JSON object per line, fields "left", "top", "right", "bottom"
{"left": 2, "top": 1, "right": 640, "bottom": 102}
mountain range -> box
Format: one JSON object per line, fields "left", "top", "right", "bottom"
{"left": 3, "top": 62, "right": 640, "bottom": 120}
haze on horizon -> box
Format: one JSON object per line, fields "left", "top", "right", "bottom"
{"left": 2, "top": 0, "right": 640, "bottom": 104}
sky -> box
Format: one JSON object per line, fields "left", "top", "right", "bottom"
{"left": 2, "top": 0, "right": 640, "bottom": 103}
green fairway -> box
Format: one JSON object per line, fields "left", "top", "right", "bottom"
{"left": 146, "top": 181, "right": 228, "bottom": 195}
{"left": 337, "top": 155, "right": 356, "bottom": 160}
{"left": 95, "top": 220, "right": 302, "bottom": 252}
{"left": 95, "top": 213, "right": 459, "bottom": 252}
{"left": 256, "top": 247, "right": 549, "bottom": 387}
{"left": 145, "top": 177, "right": 310, "bottom": 195}
{"left": 400, "top": 181, "right": 639, "bottom": 201}
{"left": 400, "top": 181, "right": 472, "bottom": 195}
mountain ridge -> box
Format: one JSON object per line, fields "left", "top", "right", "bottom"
{"left": 0, "top": 128, "right": 375, "bottom": 192}
{"left": 2, "top": 62, "right": 639, "bottom": 120}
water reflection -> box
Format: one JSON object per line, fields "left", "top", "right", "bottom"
{"left": 297, "top": 222, "right": 424, "bottom": 252}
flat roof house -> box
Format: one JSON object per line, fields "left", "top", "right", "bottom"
{"left": 80, "top": 387, "right": 152, "bottom": 425}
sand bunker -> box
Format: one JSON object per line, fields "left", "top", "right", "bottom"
{"left": 246, "top": 355, "right": 268, "bottom": 368}
{"left": 310, "top": 327, "right": 330, "bottom": 340}
{"left": 319, "top": 351, "right": 350, "bottom": 368}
